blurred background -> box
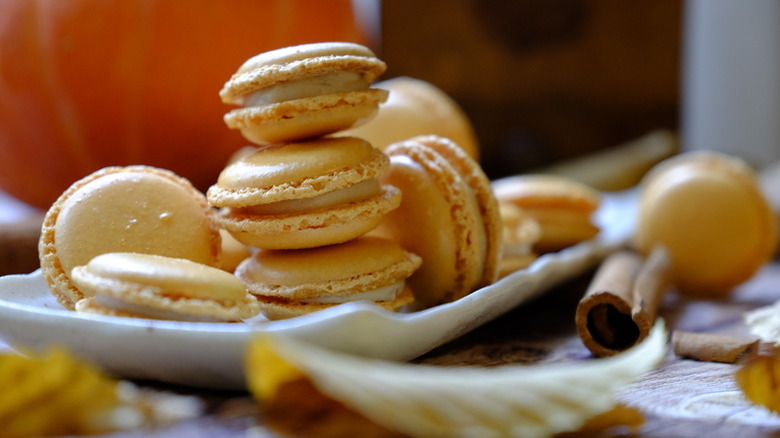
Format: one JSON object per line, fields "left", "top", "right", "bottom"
{"left": 0, "top": 0, "right": 682, "bottom": 212}
{"left": 1, "top": 0, "right": 779, "bottom": 275}
{"left": 380, "top": 0, "right": 681, "bottom": 179}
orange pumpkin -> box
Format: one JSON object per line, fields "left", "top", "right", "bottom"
{"left": 0, "top": 0, "right": 369, "bottom": 208}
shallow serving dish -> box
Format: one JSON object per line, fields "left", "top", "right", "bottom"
{"left": 0, "top": 191, "right": 636, "bottom": 389}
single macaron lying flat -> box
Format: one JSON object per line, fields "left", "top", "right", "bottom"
{"left": 220, "top": 42, "right": 388, "bottom": 145}
{"left": 39, "top": 166, "right": 222, "bottom": 310}
{"left": 207, "top": 136, "right": 401, "bottom": 250}
{"left": 235, "top": 236, "right": 422, "bottom": 320}
{"left": 492, "top": 174, "right": 601, "bottom": 253}
{"left": 634, "top": 151, "right": 776, "bottom": 296}
{"left": 72, "top": 253, "right": 260, "bottom": 322}
{"left": 373, "top": 135, "right": 502, "bottom": 309}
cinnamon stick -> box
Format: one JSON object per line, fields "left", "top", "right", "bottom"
{"left": 672, "top": 331, "right": 760, "bottom": 364}
{"left": 576, "top": 247, "right": 671, "bottom": 357}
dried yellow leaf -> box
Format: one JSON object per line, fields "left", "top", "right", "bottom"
{"left": 244, "top": 322, "right": 666, "bottom": 438}
{"left": 245, "top": 335, "right": 403, "bottom": 437}
{"left": 0, "top": 347, "right": 121, "bottom": 437}
{"left": 557, "top": 404, "right": 645, "bottom": 437}
{"left": 0, "top": 347, "right": 202, "bottom": 437}
{"left": 736, "top": 354, "right": 780, "bottom": 412}
{"left": 245, "top": 335, "right": 306, "bottom": 401}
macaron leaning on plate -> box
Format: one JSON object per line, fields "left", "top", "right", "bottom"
{"left": 72, "top": 253, "right": 260, "bottom": 322}
{"left": 219, "top": 42, "right": 389, "bottom": 145}
{"left": 39, "top": 166, "right": 222, "bottom": 310}
{"left": 207, "top": 136, "right": 401, "bottom": 250}
{"left": 235, "top": 236, "right": 422, "bottom": 320}
{"left": 372, "top": 135, "right": 502, "bottom": 309}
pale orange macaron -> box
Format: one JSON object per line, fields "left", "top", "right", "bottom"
{"left": 235, "top": 236, "right": 421, "bottom": 320}
{"left": 220, "top": 41, "right": 388, "bottom": 145}
{"left": 373, "top": 135, "right": 502, "bottom": 309}
{"left": 634, "top": 151, "right": 777, "bottom": 296}
{"left": 491, "top": 174, "right": 601, "bottom": 253}
{"left": 207, "top": 136, "right": 401, "bottom": 250}
{"left": 39, "top": 166, "right": 222, "bottom": 310}
{"left": 342, "top": 76, "right": 480, "bottom": 160}
{"left": 72, "top": 253, "right": 260, "bottom": 322}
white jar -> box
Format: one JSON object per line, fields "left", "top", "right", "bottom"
{"left": 682, "top": 0, "right": 780, "bottom": 168}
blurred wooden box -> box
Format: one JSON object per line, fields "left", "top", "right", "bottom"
{"left": 380, "top": 0, "right": 681, "bottom": 178}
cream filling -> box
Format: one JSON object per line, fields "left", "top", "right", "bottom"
{"left": 94, "top": 294, "right": 224, "bottom": 322}
{"left": 244, "top": 72, "right": 369, "bottom": 106}
{"left": 243, "top": 179, "right": 380, "bottom": 215}
{"left": 302, "top": 282, "right": 405, "bottom": 304}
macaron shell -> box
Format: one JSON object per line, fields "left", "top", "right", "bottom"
{"left": 411, "top": 135, "right": 502, "bottom": 290}
{"left": 219, "top": 229, "right": 253, "bottom": 273}
{"left": 207, "top": 136, "right": 389, "bottom": 208}
{"left": 634, "top": 152, "right": 776, "bottom": 295}
{"left": 73, "top": 288, "right": 259, "bottom": 322}
{"left": 498, "top": 254, "right": 538, "bottom": 279}
{"left": 216, "top": 185, "right": 401, "bottom": 249}
{"left": 70, "top": 253, "right": 259, "bottom": 322}
{"left": 492, "top": 174, "right": 601, "bottom": 212}
{"left": 374, "top": 138, "right": 489, "bottom": 308}
{"left": 525, "top": 210, "right": 600, "bottom": 253}
{"left": 39, "top": 166, "right": 221, "bottom": 309}
{"left": 499, "top": 202, "right": 542, "bottom": 249}
{"left": 492, "top": 174, "right": 601, "bottom": 253}
{"left": 341, "top": 77, "right": 480, "bottom": 160}
{"left": 220, "top": 42, "right": 386, "bottom": 104}
{"left": 255, "top": 287, "right": 414, "bottom": 321}
{"left": 224, "top": 89, "right": 388, "bottom": 145}
{"left": 497, "top": 202, "right": 541, "bottom": 277}
{"left": 73, "top": 253, "right": 246, "bottom": 301}
{"left": 235, "top": 236, "right": 422, "bottom": 300}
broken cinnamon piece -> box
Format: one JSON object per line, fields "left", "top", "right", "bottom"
{"left": 672, "top": 331, "right": 760, "bottom": 364}
{"left": 576, "top": 247, "right": 671, "bottom": 357}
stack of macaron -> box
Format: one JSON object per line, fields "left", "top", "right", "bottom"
{"left": 208, "top": 42, "right": 422, "bottom": 319}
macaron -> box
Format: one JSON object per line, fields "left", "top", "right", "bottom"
{"left": 207, "top": 136, "right": 401, "bottom": 250}
{"left": 372, "top": 135, "right": 502, "bottom": 309}
{"left": 218, "top": 229, "right": 253, "bottom": 273}
{"left": 497, "top": 202, "right": 541, "bottom": 278}
{"left": 491, "top": 174, "right": 601, "bottom": 253}
{"left": 341, "top": 76, "right": 480, "bottom": 160}
{"left": 235, "top": 236, "right": 422, "bottom": 320}
{"left": 39, "top": 166, "right": 222, "bottom": 310}
{"left": 634, "top": 151, "right": 776, "bottom": 296}
{"left": 72, "top": 253, "right": 260, "bottom": 322}
{"left": 219, "top": 42, "right": 389, "bottom": 145}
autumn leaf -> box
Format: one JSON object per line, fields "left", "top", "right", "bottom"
{"left": 736, "top": 354, "right": 780, "bottom": 412}
{"left": 244, "top": 322, "right": 666, "bottom": 438}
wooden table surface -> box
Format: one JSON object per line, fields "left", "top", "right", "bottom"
{"left": 3, "top": 255, "right": 780, "bottom": 436}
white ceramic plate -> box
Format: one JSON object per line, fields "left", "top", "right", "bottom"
{"left": 0, "top": 191, "right": 636, "bottom": 389}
